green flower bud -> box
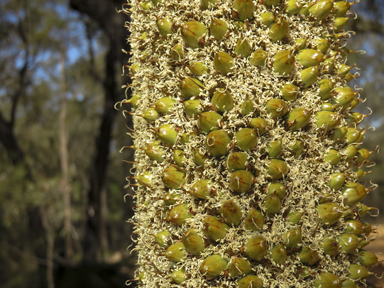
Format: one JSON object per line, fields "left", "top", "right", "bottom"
{"left": 317, "top": 202, "right": 342, "bottom": 225}
{"left": 270, "top": 244, "right": 287, "bottom": 265}
{"left": 220, "top": 199, "right": 242, "bottom": 226}
{"left": 338, "top": 233, "right": 359, "bottom": 253}
{"left": 229, "top": 170, "right": 255, "bottom": 193}
{"left": 272, "top": 50, "right": 295, "bottom": 76}
{"left": 268, "top": 182, "right": 286, "bottom": 200}
{"left": 347, "top": 264, "right": 370, "bottom": 280}
{"left": 283, "top": 227, "right": 302, "bottom": 249}
{"left": 260, "top": 12, "right": 275, "bottom": 27}
{"left": 205, "top": 130, "right": 231, "bottom": 157}
{"left": 322, "top": 56, "right": 336, "bottom": 74}
{"left": 212, "top": 88, "right": 234, "bottom": 113}
{"left": 309, "top": 0, "right": 334, "bottom": 21}
{"left": 281, "top": 84, "right": 299, "bottom": 101}
{"left": 345, "top": 72, "right": 356, "bottom": 83}
{"left": 171, "top": 269, "right": 186, "bottom": 284}
{"left": 297, "top": 49, "right": 325, "bottom": 67}
{"left": 266, "top": 99, "right": 288, "bottom": 119}
{"left": 269, "top": 19, "right": 289, "bottom": 42}
{"left": 300, "top": 66, "right": 319, "bottom": 88}
{"left": 289, "top": 140, "right": 304, "bottom": 157}
{"left": 130, "top": 63, "right": 140, "bottom": 74}
{"left": 324, "top": 149, "right": 341, "bottom": 165}
{"left": 345, "top": 220, "right": 363, "bottom": 236}
{"left": 235, "top": 36, "right": 251, "bottom": 58}
{"left": 267, "top": 159, "right": 289, "bottom": 179}
{"left": 182, "top": 228, "right": 205, "bottom": 256}
{"left": 241, "top": 96, "right": 255, "bottom": 115}
{"left": 237, "top": 275, "right": 263, "bottom": 288}
{"left": 335, "top": 17, "right": 349, "bottom": 32}
{"left": 345, "top": 112, "right": 364, "bottom": 126}
{"left": 201, "top": 0, "right": 216, "bottom": 10}
{"left": 286, "top": 108, "right": 311, "bottom": 131}
{"left": 286, "top": 0, "right": 303, "bottom": 15}
{"left": 165, "top": 242, "right": 186, "bottom": 262}
{"left": 249, "top": 49, "right": 267, "bottom": 67}
{"left": 315, "top": 38, "right": 330, "bottom": 54}
{"left": 298, "top": 246, "right": 319, "bottom": 265}
{"left": 136, "top": 172, "right": 154, "bottom": 188}
{"left": 162, "top": 165, "right": 186, "bottom": 189}
{"left": 173, "top": 150, "right": 186, "bottom": 167}
{"left": 141, "top": 1, "right": 153, "bottom": 11}
{"left": 145, "top": 141, "right": 165, "bottom": 162}
{"left": 356, "top": 203, "right": 371, "bottom": 217}
{"left": 245, "top": 236, "right": 268, "bottom": 261}
{"left": 334, "top": 1, "right": 353, "bottom": 17}
{"left": 313, "top": 273, "right": 342, "bottom": 288}
{"left": 343, "top": 144, "right": 357, "bottom": 162}
{"left": 244, "top": 208, "right": 265, "bottom": 231}
{"left": 155, "top": 97, "right": 176, "bottom": 114}
{"left": 163, "top": 192, "right": 181, "bottom": 205}
{"left": 226, "top": 152, "right": 247, "bottom": 172}
{"left": 318, "top": 79, "right": 334, "bottom": 100}
{"left": 337, "top": 64, "right": 353, "bottom": 77}
{"left": 171, "top": 43, "right": 184, "bottom": 60}
{"left": 327, "top": 172, "right": 346, "bottom": 190}
{"left": 287, "top": 211, "right": 304, "bottom": 225}
{"left": 184, "top": 99, "right": 201, "bottom": 118}
{"left": 181, "top": 21, "right": 207, "bottom": 48}
{"left": 157, "top": 18, "right": 172, "bottom": 36}
{"left": 126, "top": 93, "right": 141, "bottom": 107}
{"left": 233, "top": 20, "right": 246, "bottom": 30}
{"left": 321, "top": 237, "right": 339, "bottom": 256}
{"left": 214, "top": 51, "right": 234, "bottom": 75}
{"left": 151, "top": 0, "right": 161, "bottom": 6}
{"left": 228, "top": 257, "right": 252, "bottom": 277}
{"left": 342, "top": 182, "right": 367, "bottom": 207}
{"left": 188, "top": 61, "right": 208, "bottom": 76}
{"left": 203, "top": 216, "right": 229, "bottom": 241}
{"left": 299, "top": 3, "right": 310, "bottom": 16}
{"left": 267, "top": 139, "right": 283, "bottom": 159}
{"left": 190, "top": 179, "right": 215, "bottom": 199}
{"left": 329, "top": 126, "right": 347, "bottom": 144}
{"left": 198, "top": 111, "right": 222, "bottom": 133}
{"left": 236, "top": 128, "right": 258, "bottom": 151}
{"left": 179, "top": 78, "right": 204, "bottom": 99}
{"left": 210, "top": 18, "right": 228, "bottom": 40}
{"left": 155, "top": 230, "right": 172, "bottom": 248}
{"left": 361, "top": 220, "right": 372, "bottom": 237}
{"left": 358, "top": 250, "right": 378, "bottom": 267}
{"left": 249, "top": 118, "right": 268, "bottom": 135}
{"left": 295, "top": 38, "right": 307, "bottom": 51}
{"left": 263, "top": 0, "right": 281, "bottom": 6}
{"left": 332, "top": 86, "right": 355, "bottom": 108}
{"left": 264, "top": 194, "right": 281, "bottom": 215}
{"left": 233, "top": 0, "right": 255, "bottom": 21}
{"left": 341, "top": 280, "right": 356, "bottom": 288}
{"left": 142, "top": 108, "right": 160, "bottom": 123}
{"left": 167, "top": 204, "right": 193, "bottom": 226}
{"left": 321, "top": 103, "right": 336, "bottom": 111}
{"left": 200, "top": 255, "right": 228, "bottom": 279}
{"left": 193, "top": 148, "right": 207, "bottom": 166}
{"left": 356, "top": 148, "right": 371, "bottom": 164}
{"left": 297, "top": 267, "right": 311, "bottom": 279}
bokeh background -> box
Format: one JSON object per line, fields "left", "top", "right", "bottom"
{"left": 0, "top": 0, "right": 383, "bottom": 287}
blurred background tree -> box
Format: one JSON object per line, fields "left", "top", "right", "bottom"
{"left": 0, "top": 0, "right": 382, "bottom": 287}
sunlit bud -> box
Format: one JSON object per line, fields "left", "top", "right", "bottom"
{"left": 155, "top": 124, "right": 179, "bottom": 146}
{"left": 184, "top": 99, "right": 201, "bottom": 118}
{"left": 249, "top": 118, "right": 268, "bottom": 135}
{"left": 334, "top": 1, "right": 353, "bottom": 17}
{"left": 332, "top": 86, "right": 355, "bottom": 108}
{"left": 233, "top": 20, "right": 246, "bottom": 30}
{"left": 329, "top": 126, "right": 347, "bottom": 144}
{"left": 321, "top": 103, "right": 335, "bottom": 112}
{"left": 267, "top": 139, "right": 283, "bottom": 159}
{"left": 286, "top": 0, "right": 303, "bottom": 14}
{"left": 229, "top": 170, "right": 255, "bottom": 193}
{"left": 346, "top": 112, "right": 365, "bottom": 126}
{"left": 126, "top": 93, "right": 141, "bottom": 107}
{"left": 205, "top": 130, "right": 231, "bottom": 157}
{"left": 272, "top": 50, "right": 295, "bottom": 76}
{"left": 313, "top": 273, "right": 342, "bottom": 288}
{"left": 283, "top": 227, "right": 302, "bottom": 249}
{"left": 287, "top": 211, "right": 304, "bottom": 225}
{"left": 267, "top": 182, "right": 285, "bottom": 200}
{"left": 245, "top": 236, "right": 268, "bottom": 261}
{"left": 157, "top": 18, "right": 172, "bottom": 36}
{"left": 179, "top": 78, "right": 204, "bottom": 99}
{"left": 327, "top": 172, "right": 346, "bottom": 190}
{"left": 309, "top": 0, "right": 334, "bottom": 21}
{"left": 260, "top": 12, "right": 275, "bottom": 26}
{"left": 212, "top": 88, "right": 234, "bottom": 113}
{"left": 141, "top": 1, "right": 153, "bottom": 11}
{"left": 130, "top": 63, "right": 140, "bottom": 74}
{"left": 198, "top": 111, "right": 222, "bottom": 133}
{"left": 347, "top": 264, "right": 370, "bottom": 280}
{"left": 142, "top": 108, "right": 160, "bottom": 123}
{"left": 163, "top": 192, "right": 181, "bottom": 205}
{"left": 356, "top": 203, "right": 371, "bottom": 217}
{"left": 266, "top": 99, "right": 288, "bottom": 119}
{"left": 249, "top": 49, "right": 267, "bottom": 67}
{"left": 226, "top": 152, "right": 247, "bottom": 172}
{"left": 151, "top": 0, "right": 161, "bottom": 5}
{"left": 182, "top": 229, "right": 205, "bottom": 256}
{"left": 144, "top": 141, "right": 165, "bottom": 162}
{"left": 337, "top": 64, "right": 352, "bottom": 77}
{"left": 269, "top": 244, "right": 287, "bottom": 265}
{"left": 228, "top": 257, "right": 252, "bottom": 278}
{"left": 323, "top": 149, "right": 341, "bottom": 165}
{"left": 342, "top": 182, "right": 367, "bottom": 207}
{"left": 315, "top": 111, "right": 340, "bottom": 131}
{"left": 338, "top": 233, "right": 359, "bottom": 253}
{"left": 241, "top": 96, "right": 255, "bottom": 115}
{"left": 321, "top": 237, "right": 338, "bottom": 256}
{"left": 345, "top": 220, "right": 363, "bottom": 236}
{"left": 170, "top": 44, "right": 184, "bottom": 61}
{"left": 173, "top": 150, "right": 186, "bottom": 167}
{"left": 214, "top": 51, "right": 234, "bottom": 75}
{"left": 193, "top": 148, "right": 207, "bottom": 166}
{"left": 319, "top": 79, "right": 334, "bottom": 100}
{"left": 294, "top": 38, "right": 307, "bottom": 52}
{"left": 167, "top": 204, "right": 193, "bottom": 226}
{"left": 200, "top": 255, "right": 227, "bottom": 279}
{"left": 322, "top": 57, "right": 335, "bottom": 74}
{"left": 220, "top": 199, "right": 243, "bottom": 226}
{"left": 269, "top": 19, "right": 289, "bottom": 42}
{"left": 300, "top": 66, "right": 319, "bottom": 88}
{"left": 235, "top": 37, "right": 251, "bottom": 58}
{"left": 162, "top": 165, "right": 186, "bottom": 189}
{"left": 298, "top": 246, "right": 319, "bottom": 265}
{"left": 286, "top": 108, "right": 311, "bottom": 131}
{"left": 233, "top": 0, "right": 255, "bottom": 21}
{"left": 237, "top": 275, "right": 263, "bottom": 288}
{"left": 171, "top": 269, "right": 186, "bottom": 284}
{"left": 136, "top": 172, "right": 154, "bottom": 188}
{"left": 352, "top": 168, "right": 366, "bottom": 179}
{"left": 190, "top": 179, "right": 215, "bottom": 199}
{"left": 317, "top": 202, "right": 342, "bottom": 225}
{"left": 358, "top": 238, "right": 371, "bottom": 249}
{"left": 345, "top": 127, "right": 362, "bottom": 144}
{"left": 155, "top": 97, "right": 175, "bottom": 114}
{"left": 181, "top": 21, "right": 207, "bottom": 48}
{"left": 341, "top": 280, "right": 356, "bottom": 288}
{"left": 155, "top": 230, "right": 172, "bottom": 248}
{"left": 356, "top": 148, "right": 371, "bottom": 165}
{"left": 343, "top": 144, "right": 357, "bottom": 162}
{"left": 210, "top": 18, "right": 228, "bottom": 40}
{"left": 165, "top": 242, "right": 186, "bottom": 262}
{"left": 188, "top": 61, "right": 208, "bottom": 76}
{"left": 315, "top": 38, "right": 330, "bottom": 54}
{"left": 201, "top": 0, "right": 216, "bottom": 10}
{"left": 335, "top": 17, "right": 349, "bottom": 32}
{"left": 236, "top": 128, "right": 258, "bottom": 151}
{"left": 267, "top": 159, "right": 289, "bottom": 179}
{"left": 297, "top": 49, "right": 325, "bottom": 67}
{"left": 264, "top": 194, "right": 281, "bottom": 215}
{"left": 362, "top": 220, "right": 372, "bottom": 237}
{"left": 281, "top": 83, "right": 299, "bottom": 101}
{"left": 203, "top": 216, "right": 229, "bottom": 241}
{"left": 289, "top": 140, "right": 304, "bottom": 157}
{"left": 358, "top": 251, "right": 378, "bottom": 267}
{"left": 244, "top": 208, "right": 265, "bottom": 231}
{"left": 299, "top": 3, "right": 310, "bottom": 16}
{"left": 345, "top": 72, "right": 357, "bottom": 83}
